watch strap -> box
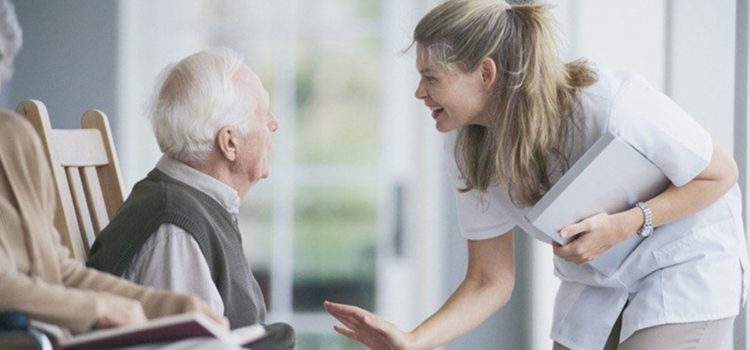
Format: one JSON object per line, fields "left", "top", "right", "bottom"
{"left": 635, "top": 201, "right": 653, "bottom": 237}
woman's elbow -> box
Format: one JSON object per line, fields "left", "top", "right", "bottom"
{"left": 715, "top": 155, "right": 739, "bottom": 191}
{"left": 727, "top": 158, "right": 739, "bottom": 186}
{"left": 488, "top": 274, "right": 514, "bottom": 306}
{"left": 704, "top": 143, "right": 739, "bottom": 190}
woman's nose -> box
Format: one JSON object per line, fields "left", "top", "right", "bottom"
{"left": 414, "top": 81, "right": 427, "bottom": 100}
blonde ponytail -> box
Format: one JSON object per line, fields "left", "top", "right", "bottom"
{"left": 415, "top": 0, "right": 596, "bottom": 207}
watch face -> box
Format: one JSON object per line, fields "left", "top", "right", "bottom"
{"left": 638, "top": 226, "right": 652, "bottom": 237}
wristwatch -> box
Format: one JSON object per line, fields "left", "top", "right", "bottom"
{"left": 635, "top": 202, "right": 653, "bottom": 238}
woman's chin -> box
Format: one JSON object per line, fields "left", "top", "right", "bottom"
{"left": 435, "top": 121, "right": 458, "bottom": 133}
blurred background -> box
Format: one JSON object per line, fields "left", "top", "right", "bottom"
{"left": 2, "top": 0, "right": 749, "bottom": 349}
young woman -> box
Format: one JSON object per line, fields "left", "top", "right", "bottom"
{"left": 324, "top": 1, "right": 748, "bottom": 349}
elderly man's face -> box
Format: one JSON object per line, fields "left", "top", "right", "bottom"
{"left": 233, "top": 66, "right": 278, "bottom": 190}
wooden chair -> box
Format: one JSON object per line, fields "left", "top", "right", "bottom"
{"left": 16, "top": 99, "right": 124, "bottom": 262}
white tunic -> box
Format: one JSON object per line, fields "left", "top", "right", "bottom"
{"left": 449, "top": 67, "right": 749, "bottom": 350}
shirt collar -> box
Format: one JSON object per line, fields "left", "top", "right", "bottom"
{"left": 155, "top": 155, "right": 241, "bottom": 217}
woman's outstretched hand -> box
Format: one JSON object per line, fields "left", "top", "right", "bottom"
{"left": 324, "top": 300, "right": 417, "bottom": 350}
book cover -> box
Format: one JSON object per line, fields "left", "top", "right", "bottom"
{"left": 525, "top": 131, "right": 669, "bottom": 276}
{"left": 31, "top": 313, "right": 266, "bottom": 349}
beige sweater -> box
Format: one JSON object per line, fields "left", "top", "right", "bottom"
{"left": 0, "top": 110, "right": 190, "bottom": 334}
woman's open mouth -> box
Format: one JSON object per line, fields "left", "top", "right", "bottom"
{"left": 430, "top": 105, "right": 444, "bottom": 119}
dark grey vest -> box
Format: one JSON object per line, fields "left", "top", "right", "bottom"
{"left": 87, "top": 169, "right": 266, "bottom": 328}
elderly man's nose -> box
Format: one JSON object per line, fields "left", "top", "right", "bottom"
{"left": 269, "top": 115, "right": 279, "bottom": 132}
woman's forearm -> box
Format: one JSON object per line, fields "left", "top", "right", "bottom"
{"left": 409, "top": 233, "right": 515, "bottom": 349}
{"left": 409, "top": 274, "right": 512, "bottom": 349}
{"left": 615, "top": 142, "right": 738, "bottom": 238}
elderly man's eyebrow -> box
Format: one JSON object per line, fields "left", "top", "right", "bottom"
{"left": 419, "top": 68, "right": 432, "bottom": 75}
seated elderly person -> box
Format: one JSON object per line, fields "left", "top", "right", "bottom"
{"left": 0, "top": 1, "right": 230, "bottom": 344}
{"left": 87, "top": 49, "right": 294, "bottom": 349}
{"left": 1, "top": 111, "right": 230, "bottom": 344}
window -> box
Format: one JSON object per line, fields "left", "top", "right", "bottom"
{"left": 118, "top": 0, "right": 444, "bottom": 348}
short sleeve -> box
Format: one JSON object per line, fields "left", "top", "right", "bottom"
{"left": 608, "top": 75, "right": 712, "bottom": 186}
{"left": 445, "top": 133, "right": 516, "bottom": 240}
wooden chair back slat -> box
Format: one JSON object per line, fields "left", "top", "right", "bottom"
{"left": 49, "top": 129, "right": 109, "bottom": 166}
{"left": 82, "top": 110, "right": 124, "bottom": 219}
{"left": 65, "top": 167, "right": 96, "bottom": 252}
{"left": 15, "top": 99, "right": 125, "bottom": 261}
{"left": 80, "top": 166, "right": 110, "bottom": 234}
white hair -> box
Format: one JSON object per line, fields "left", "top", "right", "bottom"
{"left": 0, "top": 0, "right": 21, "bottom": 82}
{"left": 148, "top": 48, "right": 256, "bottom": 162}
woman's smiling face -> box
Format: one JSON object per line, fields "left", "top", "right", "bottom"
{"left": 414, "top": 44, "right": 492, "bottom": 132}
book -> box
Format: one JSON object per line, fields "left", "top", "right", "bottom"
{"left": 525, "top": 131, "right": 670, "bottom": 276}
{"left": 30, "top": 312, "right": 267, "bottom": 350}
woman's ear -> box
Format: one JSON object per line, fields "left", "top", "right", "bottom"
{"left": 479, "top": 57, "right": 497, "bottom": 89}
{"left": 216, "top": 126, "right": 238, "bottom": 162}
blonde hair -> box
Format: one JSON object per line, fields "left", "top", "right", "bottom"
{"left": 414, "top": 0, "right": 596, "bottom": 207}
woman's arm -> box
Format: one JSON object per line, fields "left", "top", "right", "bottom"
{"left": 325, "top": 231, "right": 515, "bottom": 350}
{"left": 0, "top": 266, "right": 104, "bottom": 332}
{"left": 555, "top": 141, "right": 738, "bottom": 263}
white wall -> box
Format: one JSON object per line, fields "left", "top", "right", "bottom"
{"left": 736, "top": 1, "right": 750, "bottom": 348}
{"left": 670, "top": 0, "right": 736, "bottom": 152}
{"left": 117, "top": 1, "right": 211, "bottom": 192}
{"left": 6, "top": 1, "right": 118, "bottom": 130}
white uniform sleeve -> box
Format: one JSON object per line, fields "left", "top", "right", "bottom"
{"left": 608, "top": 75, "right": 713, "bottom": 186}
{"left": 123, "top": 224, "right": 225, "bottom": 315}
{"left": 446, "top": 133, "right": 516, "bottom": 240}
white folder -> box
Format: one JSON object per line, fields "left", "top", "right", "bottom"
{"left": 525, "top": 131, "right": 669, "bottom": 276}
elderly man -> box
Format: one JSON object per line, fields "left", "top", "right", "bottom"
{"left": 87, "top": 49, "right": 293, "bottom": 349}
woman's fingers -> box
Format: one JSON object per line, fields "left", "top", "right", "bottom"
{"left": 553, "top": 236, "right": 596, "bottom": 264}
{"left": 333, "top": 313, "right": 363, "bottom": 332}
{"left": 325, "top": 301, "right": 378, "bottom": 327}
{"left": 93, "top": 293, "right": 148, "bottom": 329}
{"left": 324, "top": 300, "right": 369, "bottom": 317}
{"left": 560, "top": 212, "right": 607, "bottom": 239}
{"left": 325, "top": 300, "right": 405, "bottom": 349}
{"left": 325, "top": 300, "right": 371, "bottom": 335}
{"left": 325, "top": 301, "right": 361, "bottom": 320}
{"left": 559, "top": 221, "right": 588, "bottom": 239}
{"left": 333, "top": 324, "right": 358, "bottom": 339}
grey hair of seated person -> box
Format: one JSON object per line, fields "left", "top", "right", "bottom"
{"left": 148, "top": 48, "right": 257, "bottom": 163}
{"left": 0, "top": 0, "right": 21, "bottom": 84}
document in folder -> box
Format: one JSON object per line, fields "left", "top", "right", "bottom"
{"left": 525, "top": 131, "right": 670, "bottom": 276}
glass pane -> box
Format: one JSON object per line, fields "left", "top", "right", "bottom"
{"left": 292, "top": 186, "right": 378, "bottom": 312}
{"left": 297, "top": 0, "right": 381, "bottom": 27}
{"left": 297, "top": 333, "right": 361, "bottom": 350}
{"left": 238, "top": 179, "right": 274, "bottom": 308}
{"left": 294, "top": 37, "right": 382, "bottom": 165}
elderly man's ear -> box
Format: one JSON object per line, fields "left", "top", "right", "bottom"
{"left": 216, "top": 126, "right": 238, "bottom": 162}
